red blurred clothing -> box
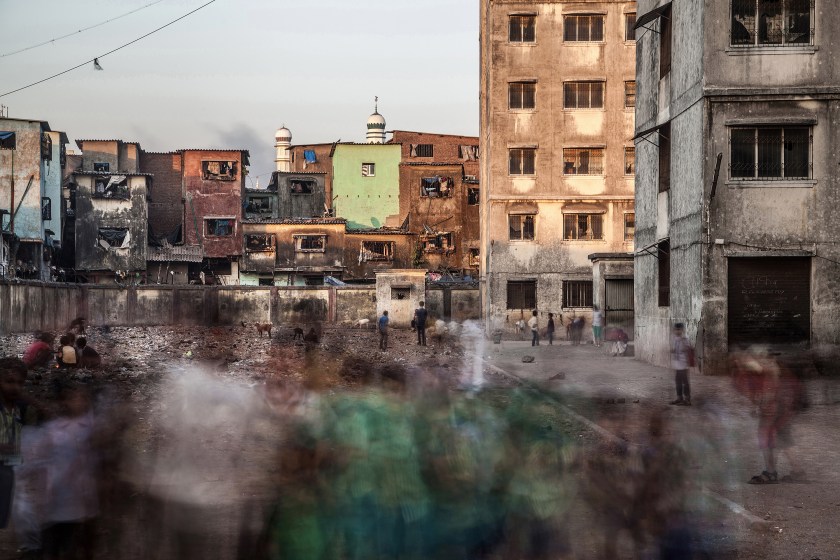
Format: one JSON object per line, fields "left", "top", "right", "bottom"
{"left": 22, "top": 341, "right": 51, "bottom": 369}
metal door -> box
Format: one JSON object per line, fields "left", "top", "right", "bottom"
{"left": 605, "top": 279, "right": 634, "bottom": 337}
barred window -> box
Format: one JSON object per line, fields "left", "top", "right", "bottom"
{"left": 563, "top": 148, "right": 605, "bottom": 175}
{"left": 563, "top": 281, "right": 593, "bottom": 308}
{"left": 509, "top": 15, "right": 536, "bottom": 42}
{"left": 507, "top": 280, "right": 536, "bottom": 310}
{"left": 731, "top": 0, "right": 812, "bottom": 46}
{"left": 625, "top": 13, "right": 637, "bottom": 40}
{"left": 625, "top": 81, "right": 636, "bottom": 107}
{"left": 509, "top": 82, "right": 536, "bottom": 109}
{"left": 295, "top": 235, "right": 326, "bottom": 252}
{"left": 509, "top": 214, "right": 535, "bottom": 241}
{"left": 563, "top": 214, "right": 603, "bottom": 240}
{"left": 730, "top": 127, "right": 810, "bottom": 179}
{"left": 509, "top": 148, "right": 536, "bottom": 175}
{"left": 564, "top": 15, "right": 605, "bottom": 42}
{"left": 624, "top": 213, "right": 635, "bottom": 241}
{"left": 414, "top": 144, "right": 434, "bottom": 157}
{"left": 625, "top": 147, "right": 636, "bottom": 175}
{"left": 564, "top": 81, "right": 604, "bottom": 109}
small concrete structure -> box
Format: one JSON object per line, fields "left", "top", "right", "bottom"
{"left": 375, "top": 269, "right": 426, "bottom": 328}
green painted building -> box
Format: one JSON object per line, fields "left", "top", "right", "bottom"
{"left": 331, "top": 143, "right": 401, "bottom": 229}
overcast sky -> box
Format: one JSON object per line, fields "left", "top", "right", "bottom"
{"left": 0, "top": 0, "right": 479, "bottom": 185}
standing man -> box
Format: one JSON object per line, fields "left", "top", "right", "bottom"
{"left": 414, "top": 302, "right": 428, "bottom": 346}
{"left": 592, "top": 305, "right": 604, "bottom": 347}
{"left": 528, "top": 309, "right": 539, "bottom": 347}
{"left": 378, "top": 310, "right": 390, "bottom": 351}
{"left": 670, "top": 323, "right": 693, "bottom": 406}
{"left": 547, "top": 313, "right": 556, "bottom": 346}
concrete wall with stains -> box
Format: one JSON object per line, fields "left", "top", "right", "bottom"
{"left": 332, "top": 144, "right": 401, "bottom": 229}
{"left": 77, "top": 140, "right": 140, "bottom": 173}
{"left": 289, "top": 144, "right": 335, "bottom": 202}
{"left": 375, "top": 269, "right": 427, "bottom": 328}
{"left": 479, "top": 0, "right": 637, "bottom": 332}
{"left": 72, "top": 174, "right": 148, "bottom": 273}
{"left": 0, "top": 118, "right": 47, "bottom": 242}
{"left": 269, "top": 171, "right": 327, "bottom": 218}
{"left": 43, "top": 131, "right": 65, "bottom": 245}
{"left": 344, "top": 232, "right": 415, "bottom": 281}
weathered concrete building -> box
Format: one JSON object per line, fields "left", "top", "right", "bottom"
{"left": 634, "top": 0, "right": 838, "bottom": 374}
{"left": 264, "top": 171, "right": 328, "bottom": 218}
{"left": 289, "top": 143, "right": 336, "bottom": 204}
{"left": 332, "top": 143, "right": 402, "bottom": 229}
{"left": 479, "top": 0, "right": 637, "bottom": 335}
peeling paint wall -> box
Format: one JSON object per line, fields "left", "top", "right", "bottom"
{"left": 344, "top": 232, "right": 415, "bottom": 281}
{"left": 375, "top": 270, "right": 427, "bottom": 328}
{"left": 289, "top": 144, "right": 335, "bottom": 201}
{"left": 78, "top": 140, "right": 139, "bottom": 173}
{"left": 270, "top": 172, "right": 327, "bottom": 218}
{"left": 141, "top": 151, "right": 183, "bottom": 242}
{"left": 0, "top": 119, "right": 47, "bottom": 242}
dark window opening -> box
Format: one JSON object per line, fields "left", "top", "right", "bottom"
{"left": 564, "top": 15, "right": 605, "bottom": 41}
{"left": 564, "top": 81, "right": 605, "bottom": 109}
{"left": 290, "top": 179, "right": 315, "bottom": 194}
{"left": 421, "top": 232, "right": 454, "bottom": 254}
{"left": 202, "top": 160, "right": 238, "bottom": 181}
{"left": 507, "top": 280, "right": 536, "bottom": 310}
{"left": 731, "top": 0, "right": 811, "bottom": 46}
{"left": 730, "top": 127, "right": 810, "bottom": 179}
{"left": 245, "top": 234, "right": 275, "bottom": 252}
{"left": 93, "top": 162, "right": 110, "bottom": 173}
{"left": 420, "top": 176, "right": 454, "bottom": 198}
{"left": 563, "top": 148, "right": 605, "bottom": 175}
{"left": 468, "top": 248, "right": 480, "bottom": 267}
{"left": 625, "top": 147, "right": 636, "bottom": 175}
{"left": 624, "top": 213, "right": 635, "bottom": 241}
{"left": 509, "top": 82, "right": 536, "bottom": 109}
{"left": 509, "top": 15, "right": 536, "bottom": 42}
{"left": 245, "top": 196, "right": 272, "bottom": 215}
{"left": 509, "top": 148, "right": 536, "bottom": 175}
{"left": 509, "top": 214, "right": 535, "bottom": 241}
{"left": 304, "top": 275, "right": 324, "bottom": 286}
{"left": 467, "top": 188, "right": 480, "bottom": 205}
{"left": 658, "top": 239, "right": 670, "bottom": 307}
{"left": 392, "top": 287, "right": 411, "bottom": 300}
{"left": 41, "top": 133, "right": 52, "bottom": 161}
{"left": 625, "top": 81, "right": 636, "bottom": 107}
{"left": 362, "top": 163, "right": 375, "bottom": 177}
{"left": 259, "top": 278, "right": 274, "bottom": 286}
{"left": 205, "top": 218, "right": 235, "bottom": 237}
{"left": 564, "top": 281, "right": 593, "bottom": 308}
{"left": 659, "top": 123, "right": 671, "bottom": 192}
{"left": 660, "top": 6, "right": 672, "bottom": 78}
{"left": 360, "top": 241, "right": 394, "bottom": 262}
{"left": 41, "top": 198, "right": 52, "bottom": 221}
{"left": 295, "top": 235, "right": 326, "bottom": 252}
{"left": 410, "top": 144, "right": 434, "bottom": 157}
{"left": 626, "top": 13, "right": 637, "bottom": 40}
{"left": 93, "top": 175, "right": 130, "bottom": 200}
{"left": 97, "top": 228, "right": 129, "bottom": 250}
{"left": 563, "top": 214, "right": 603, "bottom": 240}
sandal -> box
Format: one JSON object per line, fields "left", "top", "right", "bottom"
{"left": 748, "top": 470, "right": 778, "bottom": 484}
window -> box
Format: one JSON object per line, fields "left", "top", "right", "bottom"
{"left": 467, "top": 188, "right": 480, "bottom": 206}
{"left": 564, "top": 15, "right": 605, "bottom": 41}
{"left": 625, "top": 147, "right": 636, "bottom": 175}
{"left": 660, "top": 6, "right": 672, "bottom": 78}
{"left": 626, "top": 13, "right": 637, "bottom": 40}
{"left": 97, "top": 228, "right": 129, "bottom": 250}
{"left": 563, "top": 214, "right": 603, "bottom": 240}
{"left": 205, "top": 218, "right": 235, "bottom": 237}
{"left": 509, "top": 148, "right": 536, "bottom": 175}
{"left": 563, "top": 148, "right": 605, "bottom": 175}
{"left": 507, "top": 280, "right": 536, "bottom": 310}
{"left": 93, "top": 162, "right": 110, "bottom": 172}
{"left": 392, "top": 286, "right": 411, "bottom": 300}
{"left": 360, "top": 241, "right": 394, "bottom": 262}
{"left": 509, "top": 14, "right": 536, "bottom": 42}
{"left": 420, "top": 176, "right": 454, "bottom": 198}
{"left": 259, "top": 278, "right": 274, "bottom": 286}
{"left": 509, "top": 82, "right": 536, "bottom": 110}
{"left": 421, "top": 232, "right": 454, "bottom": 254}
{"left": 245, "top": 234, "right": 275, "bottom": 252}
{"left": 295, "top": 235, "right": 326, "bottom": 252}
{"left": 624, "top": 213, "right": 635, "bottom": 241}
{"left": 41, "top": 198, "right": 52, "bottom": 221}
{"left": 361, "top": 163, "right": 375, "bottom": 177}
{"left": 304, "top": 275, "right": 324, "bottom": 286}
{"left": 731, "top": 0, "right": 811, "bottom": 46}
{"left": 459, "top": 145, "right": 479, "bottom": 160}
{"left": 410, "top": 144, "right": 434, "bottom": 157}
{"left": 93, "top": 176, "right": 130, "bottom": 200}
{"left": 563, "top": 281, "right": 593, "bottom": 308}
{"left": 468, "top": 248, "right": 480, "bottom": 267}
{"left": 290, "top": 179, "right": 315, "bottom": 194}
{"left": 245, "top": 196, "right": 272, "bottom": 215}
{"left": 564, "top": 81, "right": 605, "bottom": 109}
{"left": 658, "top": 240, "right": 670, "bottom": 307}
{"left": 202, "top": 161, "right": 238, "bottom": 181}
{"left": 730, "top": 127, "right": 810, "bottom": 179}
{"left": 659, "top": 123, "right": 671, "bottom": 192}
{"left": 625, "top": 81, "right": 636, "bottom": 107}
{"left": 509, "top": 214, "right": 535, "bottom": 241}
{"left": 41, "top": 133, "right": 52, "bottom": 161}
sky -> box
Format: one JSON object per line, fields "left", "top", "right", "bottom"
{"left": 0, "top": 0, "right": 479, "bottom": 185}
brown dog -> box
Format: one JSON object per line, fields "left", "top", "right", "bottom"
{"left": 255, "top": 323, "right": 273, "bottom": 337}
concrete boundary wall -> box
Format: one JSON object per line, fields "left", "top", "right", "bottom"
{"left": 0, "top": 281, "right": 379, "bottom": 335}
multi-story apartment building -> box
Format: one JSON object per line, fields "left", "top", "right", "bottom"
{"left": 479, "top": 0, "right": 637, "bottom": 334}
{"left": 634, "top": 0, "right": 837, "bottom": 374}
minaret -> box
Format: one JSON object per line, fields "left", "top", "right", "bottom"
{"left": 366, "top": 97, "right": 386, "bottom": 144}
{"left": 275, "top": 125, "right": 292, "bottom": 172}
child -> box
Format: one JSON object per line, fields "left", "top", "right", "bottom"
{"left": 55, "top": 335, "right": 77, "bottom": 369}
{"left": 75, "top": 337, "right": 102, "bottom": 370}
{"left": 22, "top": 333, "right": 54, "bottom": 370}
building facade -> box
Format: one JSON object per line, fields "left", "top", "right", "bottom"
{"left": 634, "top": 0, "right": 838, "bottom": 374}
{"left": 479, "top": 0, "right": 637, "bottom": 334}
{"left": 331, "top": 143, "right": 402, "bottom": 229}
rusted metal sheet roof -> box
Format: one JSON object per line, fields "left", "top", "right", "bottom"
{"left": 242, "top": 217, "right": 347, "bottom": 225}
{"left": 146, "top": 245, "right": 204, "bottom": 263}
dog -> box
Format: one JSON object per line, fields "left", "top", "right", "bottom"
{"left": 255, "top": 323, "right": 272, "bottom": 337}
{"left": 68, "top": 317, "right": 86, "bottom": 334}
{"left": 514, "top": 319, "right": 526, "bottom": 340}
{"left": 354, "top": 318, "right": 370, "bottom": 329}
{"left": 303, "top": 328, "right": 319, "bottom": 343}
{"left": 292, "top": 327, "right": 304, "bottom": 340}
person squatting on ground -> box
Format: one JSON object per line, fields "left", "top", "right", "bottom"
{"left": 414, "top": 302, "right": 428, "bottom": 346}
{"left": 378, "top": 310, "right": 389, "bottom": 351}
{"left": 670, "top": 323, "right": 693, "bottom": 406}
{"left": 528, "top": 310, "right": 539, "bottom": 347}
{"left": 592, "top": 306, "right": 604, "bottom": 347}
{"left": 546, "top": 313, "right": 556, "bottom": 346}
{"left": 56, "top": 335, "right": 77, "bottom": 369}
{"left": 23, "top": 333, "right": 55, "bottom": 370}
{"left": 74, "top": 337, "right": 102, "bottom": 370}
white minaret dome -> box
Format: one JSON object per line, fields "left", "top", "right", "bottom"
{"left": 275, "top": 124, "right": 292, "bottom": 172}
{"left": 366, "top": 99, "right": 386, "bottom": 144}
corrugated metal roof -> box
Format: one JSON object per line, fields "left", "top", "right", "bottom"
{"left": 76, "top": 139, "right": 139, "bottom": 144}
{"left": 387, "top": 130, "right": 479, "bottom": 140}
{"left": 242, "top": 217, "right": 347, "bottom": 225}
{"left": 401, "top": 162, "right": 465, "bottom": 167}
{"left": 73, "top": 171, "right": 154, "bottom": 177}
{"left": 346, "top": 229, "right": 415, "bottom": 236}
{"left": 147, "top": 245, "right": 204, "bottom": 263}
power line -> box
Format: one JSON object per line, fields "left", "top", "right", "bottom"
{"left": 0, "top": 0, "right": 167, "bottom": 58}
{"left": 0, "top": 0, "right": 218, "bottom": 99}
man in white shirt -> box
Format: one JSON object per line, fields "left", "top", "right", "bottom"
{"left": 528, "top": 310, "right": 539, "bottom": 347}
{"left": 592, "top": 306, "right": 604, "bottom": 347}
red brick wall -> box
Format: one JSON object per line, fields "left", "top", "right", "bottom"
{"left": 289, "top": 144, "right": 334, "bottom": 202}
{"left": 389, "top": 131, "right": 480, "bottom": 180}
{"left": 140, "top": 152, "right": 183, "bottom": 241}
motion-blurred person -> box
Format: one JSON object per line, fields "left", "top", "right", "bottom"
{"left": 546, "top": 313, "right": 556, "bottom": 345}
{"left": 0, "top": 358, "right": 29, "bottom": 531}
{"left": 669, "top": 324, "right": 694, "bottom": 406}
{"left": 74, "top": 337, "right": 101, "bottom": 369}
{"left": 414, "top": 302, "right": 428, "bottom": 346}
{"left": 55, "top": 335, "right": 77, "bottom": 369}
{"left": 22, "top": 333, "right": 54, "bottom": 370}
{"left": 592, "top": 305, "right": 604, "bottom": 347}
{"left": 378, "top": 310, "right": 389, "bottom": 351}
{"left": 528, "top": 310, "right": 539, "bottom": 346}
